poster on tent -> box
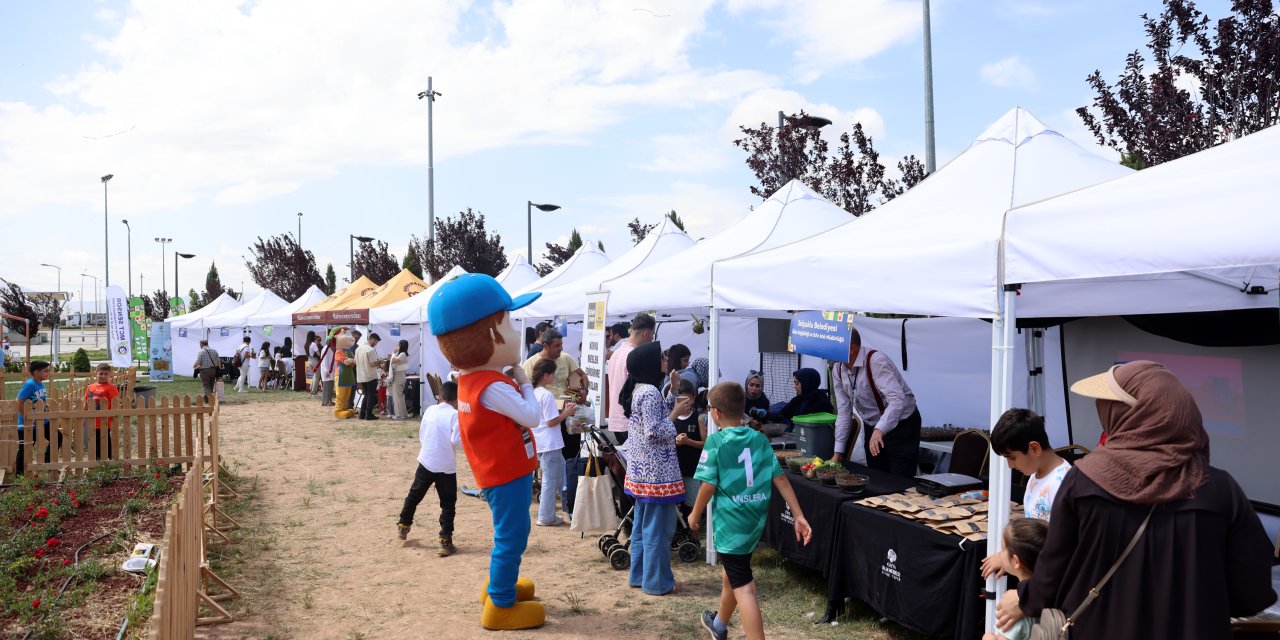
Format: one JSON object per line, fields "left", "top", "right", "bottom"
{"left": 149, "top": 322, "right": 174, "bottom": 382}
{"left": 788, "top": 310, "right": 857, "bottom": 362}
{"left": 583, "top": 292, "right": 609, "bottom": 427}
{"left": 105, "top": 285, "right": 133, "bottom": 367}
{"left": 128, "top": 296, "right": 150, "bottom": 361}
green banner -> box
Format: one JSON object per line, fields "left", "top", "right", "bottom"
{"left": 168, "top": 296, "right": 186, "bottom": 317}
{"left": 128, "top": 296, "right": 150, "bottom": 360}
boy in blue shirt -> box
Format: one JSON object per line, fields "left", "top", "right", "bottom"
{"left": 15, "top": 360, "right": 53, "bottom": 474}
{"left": 690, "top": 381, "right": 812, "bottom": 640}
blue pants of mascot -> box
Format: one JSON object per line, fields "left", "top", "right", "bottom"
{"left": 485, "top": 473, "right": 533, "bottom": 607}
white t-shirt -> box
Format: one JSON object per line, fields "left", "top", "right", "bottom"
{"left": 258, "top": 350, "right": 271, "bottom": 369}
{"left": 417, "top": 402, "right": 461, "bottom": 473}
{"left": 532, "top": 387, "right": 565, "bottom": 453}
{"left": 1023, "top": 459, "right": 1071, "bottom": 521}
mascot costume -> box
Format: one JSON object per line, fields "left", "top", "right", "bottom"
{"left": 428, "top": 274, "right": 545, "bottom": 631}
{"left": 330, "top": 327, "right": 358, "bottom": 419}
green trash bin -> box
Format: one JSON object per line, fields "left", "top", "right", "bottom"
{"left": 792, "top": 412, "right": 838, "bottom": 460}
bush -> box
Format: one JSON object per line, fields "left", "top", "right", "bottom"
{"left": 71, "top": 348, "right": 91, "bottom": 372}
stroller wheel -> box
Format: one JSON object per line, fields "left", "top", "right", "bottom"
{"left": 602, "top": 541, "right": 618, "bottom": 557}
{"left": 609, "top": 546, "right": 631, "bottom": 571}
{"left": 677, "top": 541, "right": 702, "bottom": 563}
{"left": 598, "top": 535, "right": 616, "bottom": 553}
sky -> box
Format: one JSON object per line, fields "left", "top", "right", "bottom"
{"left": 0, "top": 0, "right": 1236, "bottom": 306}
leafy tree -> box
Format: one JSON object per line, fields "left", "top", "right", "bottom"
{"left": 597, "top": 240, "right": 605, "bottom": 253}
{"left": 187, "top": 288, "right": 204, "bottom": 312}
{"left": 71, "top": 348, "right": 91, "bottom": 372}
{"left": 733, "top": 112, "right": 926, "bottom": 215}
{"left": 323, "top": 264, "right": 337, "bottom": 295}
{"left": 538, "top": 229, "right": 583, "bottom": 276}
{"left": 402, "top": 251, "right": 424, "bottom": 280}
{"left": 352, "top": 240, "right": 400, "bottom": 283}
{"left": 0, "top": 281, "right": 40, "bottom": 334}
{"left": 628, "top": 218, "right": 657, "bottom": 245}
{"left": 203, "top": 261, "right": 224, "bottom": 305}
{"left": 410, "top": 208, "right": 510, "bottom": 281}
{"left": 144, "top": 290, "right": 170, "bottom": 323}
{"left": 246, "top": 234, "right": 325, "bottom": 300}
{"left": 666, "top": 210, "right": 686, "bottom": 231}
{"left": 1078, "top": 0, "right": 1279, "bottom": 168}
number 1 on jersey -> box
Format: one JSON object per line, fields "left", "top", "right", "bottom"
{"left": 737, "top": 447, "right": 754, "bottom": 487}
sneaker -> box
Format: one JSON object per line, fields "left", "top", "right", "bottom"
{"left": 534, "top": 517, "right": 565, "bottom": 527}
{"left": 438, "top": 536, "right": 456, "bottom": 557}
{"left": 701, "top": 610, "right": 727, "bottom": 640}
{"left": 397, "top": 523, "right": 411, "bottom": 540}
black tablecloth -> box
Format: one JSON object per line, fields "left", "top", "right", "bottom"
{"left": 828, "top": 502, "right": 985, "bottom": 640}
{"left": 761, "top": 463, "right": 913, "bottom": 574}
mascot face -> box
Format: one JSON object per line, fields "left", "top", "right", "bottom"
{"left": 335, "top": 329, "right": 355, "bottom": 350}
{"left": 492, "top": 313, "right": 521, "bottom": 367}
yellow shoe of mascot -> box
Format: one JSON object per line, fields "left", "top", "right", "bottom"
{"left": 429, "top": 274, "right": 545, "bottom": 631}
{"left": 331, "top": 327, "right": 358, "bottom": 420}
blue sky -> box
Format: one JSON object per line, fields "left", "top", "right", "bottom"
{"left": 0, "top": 0, "right": 1234, "bottom": 303}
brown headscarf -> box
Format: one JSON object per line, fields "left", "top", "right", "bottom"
{"left": 1075, "top": 361, "right": 1210, "bottom": 504}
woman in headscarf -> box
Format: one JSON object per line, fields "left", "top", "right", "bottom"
{"left": 619, "top": 342, "right": 691, "bottom": 596}
{"left": 996, "top": 361, "right": 1275, "bottom": 639}
{"left": 690, "top": 357, "right": 710, "bottom": 390}
{"left": 744, "top": 371, "right": 770, "bottom": 419}
{"left": 779, "top": 368, "right": 833, "bottom": 421}
{"left": 388, "top": 339, "right": 410, "bottom": 420}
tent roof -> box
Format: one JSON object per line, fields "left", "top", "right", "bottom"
{"left": 518, "top": 215, "right": 694, "bottom": 318}
{"left": 711, "top": 108, "right": 1134, "bottom": 318}
{"left": 605, "top": 179, "right": 853, "bottom": 315}
{"left": 168, "top": 292, "right": 243, "bottom": 328}
{"left": 305, "top": 276, "right": 379, "bottom": 312}
{"left": 358, "top": 269, "right": 429, "bottom": 309}
{"left": 369, "top": 265, "right": 469, "bottom": 324}
{"left": 513, "top": 244, "right": 611, "bottom": 297}
{"left": 250, "top": 286, "right": 329, "bottom": 327}
{"left": 496, "top": 255, "right": 541, "bottom": 294}
{"left": 200, "top": 290, "right": 288, "bottom": 328}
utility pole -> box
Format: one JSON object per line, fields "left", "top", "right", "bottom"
{"left": 418, "top": 78, "right": 442, "bottom": 244}
{"left": 922, "top": 0, "right": 937, "bottom": 173}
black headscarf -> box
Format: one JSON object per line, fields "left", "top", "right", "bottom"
{"left": 794, "top": 368, "right": 821, "bottom": 395}
{"left": 620, "top": 341, "right": 663, "bottom": 419}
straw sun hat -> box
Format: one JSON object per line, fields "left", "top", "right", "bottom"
{"left": 1070, "top": 364, "right": 1138, "bottom": 407}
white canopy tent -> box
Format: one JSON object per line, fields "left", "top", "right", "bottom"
{"left": 249, "top": 286, "right": 330, "bottom": 328}
{"left": 234, "top": 286, "right": 331, "bottom": 388}
{"left": 202, "top": 291, "right": 289, "bottom": 355}
{"left": 168, "top": 292, "right": 244, "bottom": 329}
{"left": 513, "top": 243, "right": 611, "bottom": 297}
{"left": 369, "top": 265, "right": 468, "bottom": 325}
{"left": 496, "top": 255, "right": 541, "bottom": 295}
{"left": 170, "top": 292, "right": 244, "bottom": 377}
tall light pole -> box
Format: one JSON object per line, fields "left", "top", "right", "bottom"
{"left": 140, "top": 273, "right": 145, "bottom": 293}
{"left": 418, "top": 78, "right": 442, "bottom": 244}
{"left": 175, "top": 252, "right": 195, "bottom": 305}
{"left": 349, "top": 235, "right": 374, "bottom": 282}
{"left": 297, "top": 212, "right": 303, "bottom": 246}
{"left": 155, "top": 238, "right": 171, "bottom": 296}
{"left": 101, "top": 174, "right": 113, "bottom": 287}
{"left": 922, "top": 0, "right": 937, "bottom": 174}
{"left": 121, "top": 219, "right": 132, "bottom": 297}
{"left": 527, "top": 202, "right": 561, "bottom": 263}
{"left": 81, "top": 272, "right": 100, "bottom": 348}
{"left": 39, "top": 263, "right": 61, "bottom": 300}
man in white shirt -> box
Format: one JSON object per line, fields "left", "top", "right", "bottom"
{"left": 831, "top": 327, "right": 922, "bottom": 478}
{"left": 604, "top": 313, "right": 655, "bottom": 446}
{"left": 355, "top": 332, "right": 384, "bottom": 420}
{"left": 398, "top": 381, "right": 463, "bottom": 556}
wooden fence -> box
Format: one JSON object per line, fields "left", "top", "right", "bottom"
{"left": 0, "top": 367, "right": 138, "bottom": 402}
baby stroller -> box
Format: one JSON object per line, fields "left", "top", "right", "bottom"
{"left": 583, "top": 427, "right": 703, "bottom": 571}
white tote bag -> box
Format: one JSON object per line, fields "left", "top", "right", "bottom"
{"left": 569, "top": 453, "right": 620, "bottom": 534}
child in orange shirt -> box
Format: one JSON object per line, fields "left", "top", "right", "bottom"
{"left": 83, "top": 363, "right": 120, "bottom": 460}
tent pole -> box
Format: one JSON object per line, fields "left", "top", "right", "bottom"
{"left": 985, "top": 285, "right": 1018, "bottom": 630}
{"left": 705, "top": 306, "right": 721, "bottom": 566}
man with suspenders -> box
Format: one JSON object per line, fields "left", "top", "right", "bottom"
{"left": 831, "top": 327, "right": 922, "bottom": 478}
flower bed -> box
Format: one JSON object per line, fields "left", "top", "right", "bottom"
{"left": 0, "top": 462, "right": 182, "bottom": 639}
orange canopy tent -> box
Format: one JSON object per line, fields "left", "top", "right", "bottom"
{"left": 291, "top": 276, "right": 380, "bottom": 324}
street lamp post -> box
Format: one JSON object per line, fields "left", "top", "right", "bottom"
{"left": 418, "top": 78, "right": 442, "bottom": 244}
{"left": 81, "top": 272, "right": 100, "bottom": 349}
{"left": 101, "top": 175, "right": 113, "bottom": 288}
{"left": 349, "top": 235, "right": 374, "bottom": 282}
{"left": 39, "top": 263, "right": 61, "bottom": 365}
{"left": 922, "top": 0, "right": 937, "bottom": 174}
{"left": 175, "top": 252, "right": 196, "bottom": 307}
{"left": 155, "top": 238, "right": 172, "bottom": 298}
{"left": 297, "top": 212, "right": 303, "bottom": 246}
{"left": 527, "top": 202, "right": 561, "bottom": 262}
{"left": 777, "top": 111, "right": 834, "bottom": 130}
{"left": 121, "top": 219, "right": 132, "bottom": 297}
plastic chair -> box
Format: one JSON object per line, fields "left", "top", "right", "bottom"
{"left": 949, "top": 429, "right": 990, "bottom": 478}
{"left": 1054, "top": 444, "right": 1092, "bottom": 465}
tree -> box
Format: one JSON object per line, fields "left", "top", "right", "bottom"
{"left": 203, "top": 261, "right": 224, "bottom": 305}
{"left": 628, "top": 218, "right": 657, "bottom": 245}
{"left": 665, "top": 210, "right": 686, "bottom": 231}
{"left": 71, "top": 348, "right": 91, "bottom": 372}
{"left": 187, "top": 289, "right": 204, "bottom": 312}
{"left": 402, "top": 251, "right": 424, "bottom": 280}
{"left": 323, "top": 264, "right": 337, "bottom": 295}
{"left": 352, "top": 240, "right": 400, "bottom": 283}
{"left": 0, "top": 281, "right": 40, "bottom": 334}
{"left": 733, "top": 112, "right": 925, "bottom": 215}
{"left": 597, "top": 240, "right": 606, "bottom": 253}
{"left": 409, "top": 208, "right": 510, "bottom": 281}
{"left": 1077, "top": 0, "right": 1279, "bottom": 168}
{"left": 144, "top": 290, "right": 170, "bottom": 323}
{"left": 538, "top": 229, "right": 582, "bottom": 276}
{"left": 246, "top": 233, "right": 325, "bottom": 300}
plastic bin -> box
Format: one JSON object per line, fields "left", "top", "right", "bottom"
{"left": 133, "top": 385, "right": 157, "bottom": 407}
{"left": 792, "top": 412, "right": 838, "bottom": 460}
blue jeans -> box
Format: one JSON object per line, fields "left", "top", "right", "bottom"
{"left": 629, "top": 500, "right": 676, "bottom": 595}
{"left": 537, "top": 450, "right": 565, "bottom": 524}
{"left": 484, "top": 473, "right": 533, "bottom": 608}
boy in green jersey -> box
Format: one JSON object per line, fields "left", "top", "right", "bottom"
{"left": 690, "top": 381, "right": 811, "bottom": 640}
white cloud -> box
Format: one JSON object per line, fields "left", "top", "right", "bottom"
{"left": 632, "top": 134, "right": 733, "bottom": 174}
{"left": 980, "top": 56, "right": 1037, "bottom": 90}
{"left": 728, "top": 0, "right": 920, "bottom": 78}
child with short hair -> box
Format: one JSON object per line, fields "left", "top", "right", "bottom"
{"left": 982, "top": 518, "right": 1048, "bottom": 640}
{"left": 531, "top": 358, "right": 575, "bottom": 526}
{"left": 981, "top": 408, "right": 1069, "bottom": 579}
{"left": 690, "top": 381, "right": 812, "bottom": 640}
{"left": 672, "top": 379, "right": 707, "bottom": 512}
{"left": 16, "top": 360, "right": 54, "bottom": 473}
{"left": 398, "top": 381, "right": 463, "bottom": 556}
{"left": 83, "top": 363, "right": 120, "bottom": 459}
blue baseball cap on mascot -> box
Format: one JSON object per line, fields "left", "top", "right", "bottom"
{"left": 428, "top": 273, "right": 540, "bottom": 335}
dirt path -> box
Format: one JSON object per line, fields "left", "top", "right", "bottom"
{"left": 197, "top": 399, "right": 894, "bottom": 640}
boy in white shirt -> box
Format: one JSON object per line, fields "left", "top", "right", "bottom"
{"left": 531, "top": 358, "right": 576, "bottom": 526}
{"left": 980, "top": 408, "right": 1069, "bottom": 579}
{"left": 398, "top": 381, "right": 463, "bottom": 556}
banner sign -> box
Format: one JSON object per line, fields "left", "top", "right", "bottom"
{"left": 106, "top": 285, "right": 133, "bottom": 367}
{"left": 327, "top": 309, "right": 369, "bottom": 324}
{"left": 168, "top": 296, "right": 187, "bottom": 317}
{"left": 128, "top": 296, "right": 150, "bottom": 361}
{"left": 390, "top": 323, "right": 401, "bottom": 337}
{"left": 150, "top": 321, "right": 174, "bottom": 382}
{"left": 788, "top": 310, "right": 857, "bottom": 362}
{"left": 583, "top": 292, "right": 609, "bottom": 428}
{"left": 291, "top": 311, "right": 326, "bottom": 325}
{"left": 553, "top": 316, "right": 568, "bottom": 338}
{"left": 263, "top": 325, "right": 274, "bottom": 337}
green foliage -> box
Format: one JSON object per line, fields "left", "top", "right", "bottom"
{"left": 666, "top": 209, "right": 686, "bottom": 231}
{"left": 323, "top": 264, "right": 337, "bottom": 295}
{"left": 71, "top": 348, "right": 91, "bottom": 372}
{"left": 401, "top": 251, "right": 424, "bottom": 280}
{"left": 85, "top": 461, "right": 122, "bottom": 487}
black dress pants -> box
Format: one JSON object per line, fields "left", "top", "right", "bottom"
{"left": 864, "top": 408, "right": 922, "bottom": 479}
{"left": 398, "top": 464, "right": 457, "bottom": 537}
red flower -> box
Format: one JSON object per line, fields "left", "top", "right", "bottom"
{"left": 154, "top": 473, "right": 162, "bottom": 478}
{"left": 35, "top": 507, "right": 49, "bottom": 518}
{"left": 157, "top": 460, "right": 165, "bottom": 465}
{"left": 68, "top": 491, "right": 76, "bottom": 497}
{"left": 62, "top": 559, "right": 71, "bottom": 566}
{"left": 46, "top": 538, "right": 61, "bottom": 548}
{"left": 127, "top": 491, "right": 135, "bottom": 496}
{"left": 32, "top": 599, "right": 40, "bottom": 608}
{"left": 52, "top": 499, "right": 58, "bottom": 505}
{"left": 34, "top": 548, "right": 46, "bottom": 558}
{"left": 27, "top": 505, "right": 33, "bottom": 511}
{"left": 72, "top": 500, "right": 80, "bottom": 507}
